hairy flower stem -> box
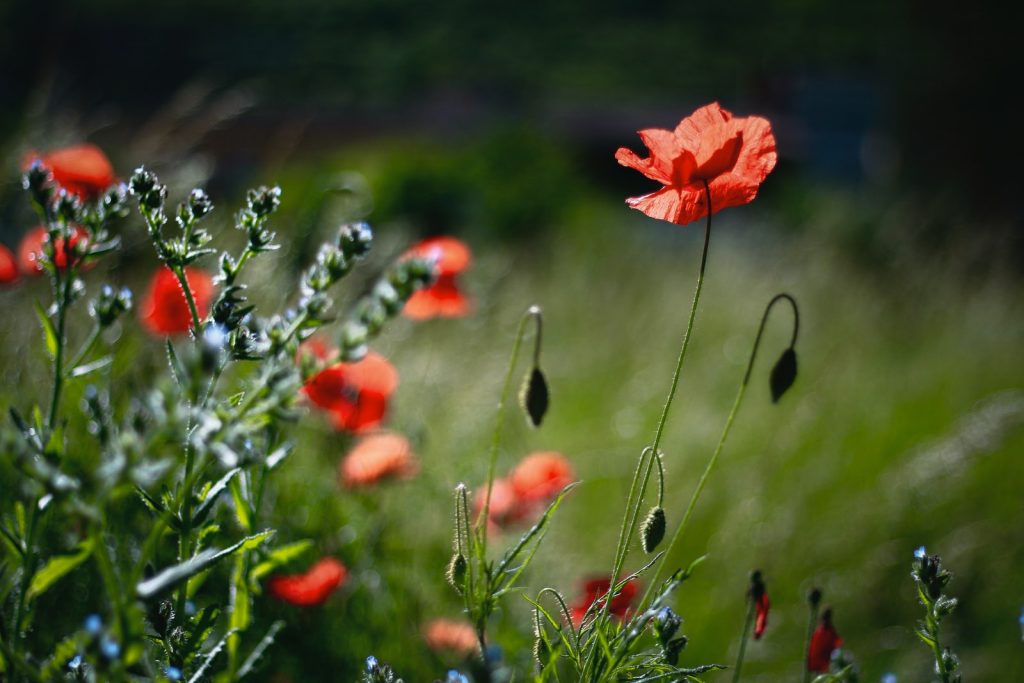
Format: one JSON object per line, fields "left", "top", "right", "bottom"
{"left": 731, "top": 598, "right": 756, "bottom": 683}
{"left": 641, "top": 293, "right": 799, "bottom": 607}
{"left": 47, "top": 263, "right": 75, "bottom": 428}
{"left": 603, "top": 181, "right": 713, "bottom": 620}
{"left": 170, "top": 264, "right": 202, "bottom": 335}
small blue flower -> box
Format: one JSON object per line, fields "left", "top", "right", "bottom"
{"left": 165, "top": 666, "right": 183, "bottom": 681}
{"left": 365, "top": 656, "right": 379, "bottom": 673}
{"left": 202, "top": 323, "right": 229, "bottom": 349}
{"left": 1018, "top": 606, "right": 1024, "bottom": 625}
{"left": 100, "top": 637, "right": 120, "bottom": 660}
{"left": 881, "top": 673, "right": 897, "bottom": 683}
{"left": 184, "top": 601, "right": 197, "bottom": 617}
{"left": 446, "top": 671, "right": 469, "bottom": 683}
{"left": 83, "top": 614, "right": 102, "bottom": 635}
{"left": 914, "top": 546, "right": 927, "bottom": 559}
{"left": 483, "top": 644, "right": 503, "bottom": 664}
{"left": 68, "top": 655, "right": 83, "bottom": 671}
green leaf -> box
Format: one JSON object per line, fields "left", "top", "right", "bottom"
{"left": 193, "top": 468, "right": 242, "bottom": 525}
{"left": 136, "top": 530, "right": 274, "bottom": 600}
{"left": 165, "top": 339, "right": 187, "bottom": 388}
{"left": 34, "top": 302, "right": 58, "bottom": 359}
{"left": 27, "top": 539, "right": 93, "bottom": 600}
{"left": 69, "top": 356, "right": 113, "bottom": 378}
{"left": 250, "top": 540, "right": 314, "bottom": 586}
{"left": 229, "top": 477, "right": 252, "bottom": 532}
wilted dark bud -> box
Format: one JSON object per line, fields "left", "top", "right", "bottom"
{"left": 640, "top": 506, "right": 666, "bottom": 553}
{"left": 519, "top": 366, "right": 549, "bottom": 427}
{"left": 446, "top": 553, "right": 467, "bottom": 594}
{"left": 664, "top": 636, "right": 687, "bottom": 665}
{"left": 24, "top": 160, "right": 51, "bottom": 194}
{"left": 337, "top": 221, "right": 373, "bottom": 260}
{"left": 654, "top": 607, "right": 682, "bottom": 644}
{"left": 247, "top": 185, "right": 281, "bottom": 217}
{"left": 91, "top": 285, "right": 133, "bottom": 327}
{"left": 188, "top": 188, "right": 213, "bottom": 219}
{"left": 769, "top": 347, "right": 797, "bottom": 403}
{"left": 129, "top": 166, "right": 158, "bottom": 196}
{"left": 54, "top": 189, "right": 82, "bottom": 223}
{"left": 808, "top": 587, "right": 823, "bottom": 608}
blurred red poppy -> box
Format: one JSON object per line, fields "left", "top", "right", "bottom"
{"left": 0, "top": 244, "right": 18, "bottom": 285}
{"left": 24, "top": 144, "right": 116, "bottom": 199}
{"left": 401, "top": 236, "right": 472, "bottom": 320}
{"left": 139, "top": 266, "right": 214, "bottom": 336}
{"left": 510, "top": 451, "right": 574, "bottom": 503}
{"left": 267, "top": 557, "right": 347, "bottom": 607}
{"left": 17, "top": 225, "right": 89, "bottom": 276}
{"left": 301, "top": 351, "right": 399, "bottom": 433}
{"left": 423, "top": 618, "right": 478, "bottom": 656}
{"left": 296, "top": 336, "right": 337, "bottom": 366}
{"left": 615, "top": 102, "right": 777, "bottom": 226}
{"left": 753, "top": 588, "right": 770, "bottom": 640}
{"left": 570, "top": 576, "right": 639, "bottom": 627}
{"left": 340, "top": 431, "right": 418, "bottom": 488}
{"left": 473, "top": 477, "right": 530, "bottom": 534}
{"left": 806, "top": 609, "right": 842, "bottom": 673}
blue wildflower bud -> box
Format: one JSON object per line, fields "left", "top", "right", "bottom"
{"left": 365, "top": 656, "right": 380, "bottom": 674}
{"left": 188, "top": 188, "right": 214, "bottom": 219}
{"left": 654, "top": 607, "right": 682, "bottom": 644}
{"left": 337, "top": 222, "right": 372, "bottom": 260}
{"left": 446, "top": 671, "right": 469, "bottom": 683}
{"left": 165, "top": 665, "right": 183, "bottom": 681}
{"left": 100, "top": 637, "right": 120, "bottom": 660}
{"left": 84, "top": 614, "right": 103, "bottom": 635}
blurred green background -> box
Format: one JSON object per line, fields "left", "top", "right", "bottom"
{"left": 1, "top": 0, "right": 1022, "bottom": 680}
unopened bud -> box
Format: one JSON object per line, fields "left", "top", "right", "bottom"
{"left": 641, "top": 506, "right": 666, "bottom": 553}
{"left": 519, "top": 366, "right": 549, "bottom": 427}
{"left": 769, "top": 347, "right": 797, "bottom": 403}
{"left": 446, "top": 553, "right": 467, "bottom": 594}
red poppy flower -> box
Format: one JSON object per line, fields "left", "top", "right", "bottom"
{"left": 401, "top": 236, "right": 472, "bottom": 320}
{"left": 806, "top": 609, "right": 842, "bottom": 673}
{"left": 423, "top": 618, "right": 479, "bottom": 656}
{"left": 301, "top": 351, "right": 399, "bottom": 433}
{"left": 0, "top": 244, "right": 18, "bottom": 285}
{"left": 473, "top": 477, "right": 531, "bottom": 534}
{"left": 266, "top": 557, "right": 347, "bottom": 607}
{"left": 615, "top": 102, "right": 777, "bottom": 226}
{"left": 340, "top": 431, "right": 418, "bottom": 488}
{"left": 17, "top": 225, "right": 89, "bottom": 275}
{"left": 510, "top": 451, "right": 574, "bottom": 504}
{"left": 753, "top": 588, "right": 770, "bottom": 640}
{"left": 570, "top": 576, "right": 639, "bottom": 627}
{"left": 296, "top": 336, "right": 337, "bottom": 366}
{"left": 139, "top": 266, "right": 215, "bottom": 336}
{"left": 24, "top": 144, "right": 116, "bottom": 199}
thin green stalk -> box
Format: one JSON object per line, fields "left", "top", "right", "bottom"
{"left": 802, "top": 601, "right": 820, "bottom": 683}
{"left": 47, "top": 264, "right": 74, "bottom": 428}
{"left": 641, "top": 293, "right": 799, "bottom": 606}
{"left": 731, "top": 597, "right": 756, "bottom": 683}
{"left": 9, "top": 500, "right": 41, "bottom": 683}
{"left": 602, "top": 181, "right": 713, "bottom": 618}
{"left": 65, "top": 323, "right": 102, "bottom": 374}
{"left": 477, "top": 306, "right": 541, "bottom": 556}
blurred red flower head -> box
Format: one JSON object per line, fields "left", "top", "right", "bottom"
{"left": 510, "top": 451, "right": 574, "bottom": 504}
{"left": 615, "top": 102, "right": 777, "bottom": 226}
{"left": 0, "top": 244, "right": 18, "bottom": 285}
{"left": 267, "top": 557, "right": 347, "bottom": 607}
{"left": 473, "top": 477, "right": 530, "bottom": 534}
{"left": 301, "top": 351, "right": 399, "bottom": 433}
{"left": 807, "top": 608, "right": 842, "bottom": 673}
{"left": 24, "top": 144, "right": 116, "bottom": 199}
{"left": 570, "top": 576, "right": 639, "bottom": 627}
{"left": 17, "top": 225, "right": 89, "bottom": 276}
{"left": 423, "top": 618, "right": 478, "bottom": 656}
{"left": 753, "top": 584, "right": 770, "bottom": 640}
{"left": 401, "top": 236, "right": 472, "bottom": 320}
{"left": 340, "top": 431, "right": 418, "bottom": 488}
{"left": 139, "top": 266, "right": 214, "bottom": 336}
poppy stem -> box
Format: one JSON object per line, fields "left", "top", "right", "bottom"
{"left": 603, "top": 180, "right": 713, "bottom": 622}
{"left": 732, "top": 596, "right": 756, "bottom": 683}
{"left": 640, "top": 292, "right": 799, "bottom": 607}
{"left": 802, "top": 599, "right": 821, "bottom": 683}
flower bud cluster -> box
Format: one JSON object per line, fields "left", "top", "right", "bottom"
{"left": 90, "top": 284, "right": 133, "bottom": 327}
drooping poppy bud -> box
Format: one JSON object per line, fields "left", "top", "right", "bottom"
{"left": 807, "top": 607, "right": 842, "bottom": 673}
{"left": 640, "top": 506, "right": 666, "bottom": 553}
{"left": 520, "top": 366, "right": 549, "bottom": 427}
{"left": 769, "top": 347, "right": 797, "bottom": 403}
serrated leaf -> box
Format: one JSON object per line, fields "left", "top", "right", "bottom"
{"left": 136, "top": 530, "right": 273, "bottom": 600}
{"left": 35, "top": 302, "right": 58, "bottom": 359}
{"left": 27, "top": 539, "right": 93, "bottom": 600}
{"left": 193, "top": 468, "right": 242, "bottom": 525}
